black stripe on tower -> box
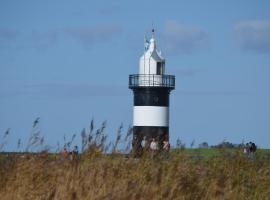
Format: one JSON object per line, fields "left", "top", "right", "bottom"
{"left": 133, "top": 87, "right": 170, "bottom": 106}
{"left": 133, "top": 126, "right": 168, "bottom": 141}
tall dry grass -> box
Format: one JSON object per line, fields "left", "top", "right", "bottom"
{"left": 1, "top": 149, "right": 270, "bottom": 200}
{"left": 1, "top": 120, "right": 270, "bottom": 199}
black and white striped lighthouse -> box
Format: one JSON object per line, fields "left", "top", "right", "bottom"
{"left": 129, "top": 30, "right": 175, "bottom": 151}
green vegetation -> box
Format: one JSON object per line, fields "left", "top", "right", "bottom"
{"left": 180, "top": 148, "right": 223, "bottom": 157}
{"left": 181, "top": 148, "right": 270, "bottom": 158}
{"left": 257, "top": 148, "right": 270, "bottom": 154}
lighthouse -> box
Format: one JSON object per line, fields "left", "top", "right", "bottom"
{"left": 129, "top": 30, "right": 175, "bottom": 152}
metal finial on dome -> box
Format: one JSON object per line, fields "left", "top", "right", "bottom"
{"left": 151, "top": 28, "right": 155, "bottom": 38}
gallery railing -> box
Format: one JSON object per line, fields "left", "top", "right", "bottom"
{"left": 129, "top": 74, "right": 175, "bottom": 89}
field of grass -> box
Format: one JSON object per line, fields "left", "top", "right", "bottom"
{"left": 1, "top": 121, "right": 270, "bottom": 199}
{"left": 1, "top": 148, "right": 270, "bottom": 200}
{"left": 182, "top": 148, "right": 270, "bottom": 158}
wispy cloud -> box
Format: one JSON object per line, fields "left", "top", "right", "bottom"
{"left": 234, "top": 20, "right": 270, "bottom": 54}
{"left": 65, "top": 25, "right": 122, "bottom": 48}
{"left": 99, "top": 5, "right": 121, "bottom": 16}
{"left": 162, "top": 21, "right": 209, "bottom": 55}
{"left": 25, "top": 83, "right": 127, "bottom": 97}
{"left": 30, "top": 30, "right": 59, "bottom": 50}
{"left": 176, "top": 90, "right": 251, "bottom": 96}
{"left": 171, "top": 68, "right": 205, "bottom": 77}
{"left": 0, "top": 28, "right": 19, "bottom": 41}
{"left": 0, "top": 24, "right": 122, "bottom": 50}
{"left": 0, "top": 82, "right": 127, "bottom": 99}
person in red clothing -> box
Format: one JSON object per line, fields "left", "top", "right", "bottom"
{"left": 61, "top": 147, "right": 69, "bottom": 159}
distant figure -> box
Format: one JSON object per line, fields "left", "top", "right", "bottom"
{"left": 163, "top": 140, "right": 170, "bottom": 152}
{"left": 61, "top": 147, "right": 69, "bottom": 159}
{"left": 250, "top": 142, "right": 257, "bottom": 153}
{"left": 162, "top": 140, "right": 170, "bottom": 159}
{"left": 150, "top": 138, "right": 158, "bottom": 158}
{"left": 70, "top": 145, "right": 79, "bottom": 160}
{"left": 243, "top": 143, "right": 250, "bottom": 156}
{"left": 244, "top": 142, "right": 257, "bottom": 159}
{"left": 141, "top": 136, "right": 146, "bottom": 149}
{"left": 150, "top": 138, "right": 158, "bottom": 151}
{"left": 132, "top": 135, "right": 142, "bottom": 157}
{"left": 73, "top": 146, "right": 79, "bottom": 154}
{"left": 141, "top": 136, "right": 150, "bottom": 151}
{"left": 132, "top": 135, "right": 137, "bottom": 149}
{"left": 250, "top": 142, "right": 257, "bottom": 159}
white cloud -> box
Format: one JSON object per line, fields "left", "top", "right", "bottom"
{"left": 234, "top": 20, "right": 270, "bottom": 53}
{"left": 163, "top": 21, "right": 208, "bottom": 55}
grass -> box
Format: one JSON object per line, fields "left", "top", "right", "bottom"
{"left": 182, "top": 148, "right": 270, "bottom": 158}
{"left": 0, "top": 149, "right": 270, "bottom": 200}
{"left": 182, "top": 148, "right": 223, "bottom": 157}
{"left": 257, "top": 148, "right": 270, "bottom": 154}
{"left": 1, "top": 120, "right": 270, "bottom": 199}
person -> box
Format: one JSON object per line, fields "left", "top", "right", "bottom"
{"left": 141, "top": 136, "right": 146, "bottom": 149}
{"left": 150, "top": 138, "right": 158, "bottom": 158}
{"left": 132, "top": 135, "right": 142, "bottom": 157}
{"left": 71, "top": 145, "right": 79, "bottom": 160}
{"left": 132, "top": 135, "right": 137, "bottom": 150}
{"left": 73, "top": 145, "right": 79, "bottom": 153}
{"left": 150, "top": 138, "right": 158, "bottom": 150}
{"left": 244, "top": 142, "right": 257, "bottom": 159}
{"left": 250, "top": 142, "right": 257, "bottom": 153}
{"left": 249, "top": 142, "right": 257, "bottom": 159}
{"left": 60, "top": 147, "right": 69, "bottom": 159}
{"left": 163, "top": 140, "right": 170, "bottom": 152}
{"left": 141, "top": 136, "right": 147, "bottom": 150}
{"left": 243, "top": 143, "right": 250, "bottom": 156}
{"left": 162, "top": 139, "right": 170, "bottom": 159}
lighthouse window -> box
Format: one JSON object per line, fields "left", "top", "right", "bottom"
{"left": 157, "top": 62, "right": 163, "bottom": 75}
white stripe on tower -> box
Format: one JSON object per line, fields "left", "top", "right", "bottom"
{"left": 133, "top": 106, "right": 169, "bottom": 127}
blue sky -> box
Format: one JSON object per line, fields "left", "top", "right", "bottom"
{"left": 1, "top": 0, "right": 270, "bottom": 150}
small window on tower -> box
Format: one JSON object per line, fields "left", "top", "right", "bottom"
{"left": 157, "top": 62, "right": 163, "bottom": 75}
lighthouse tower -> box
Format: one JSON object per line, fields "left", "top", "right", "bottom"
{"left": 129, "top": 30, "right": 175, "bottom": 151}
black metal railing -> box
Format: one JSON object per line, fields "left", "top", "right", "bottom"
{"left": 129, "top": 74, "right": 175, "bottom": 89}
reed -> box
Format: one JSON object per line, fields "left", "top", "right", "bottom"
{"left": 0, "top": 120, "right": 270, "bottom": 200}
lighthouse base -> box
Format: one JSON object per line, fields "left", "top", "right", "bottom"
{"left": 132, "top": 126, "right": 168, "bottom": 152}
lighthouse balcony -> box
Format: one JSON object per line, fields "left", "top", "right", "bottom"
{"left": 129, "top": 74, "right": 175, "bottom": 89}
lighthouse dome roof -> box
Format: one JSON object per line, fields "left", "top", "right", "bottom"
{"left": 140, "top": 36, "right": 165, "bottom": 62}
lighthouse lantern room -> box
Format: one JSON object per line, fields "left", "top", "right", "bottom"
{"left": 129, "top": 30, "right": 175, "bottom": 152}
